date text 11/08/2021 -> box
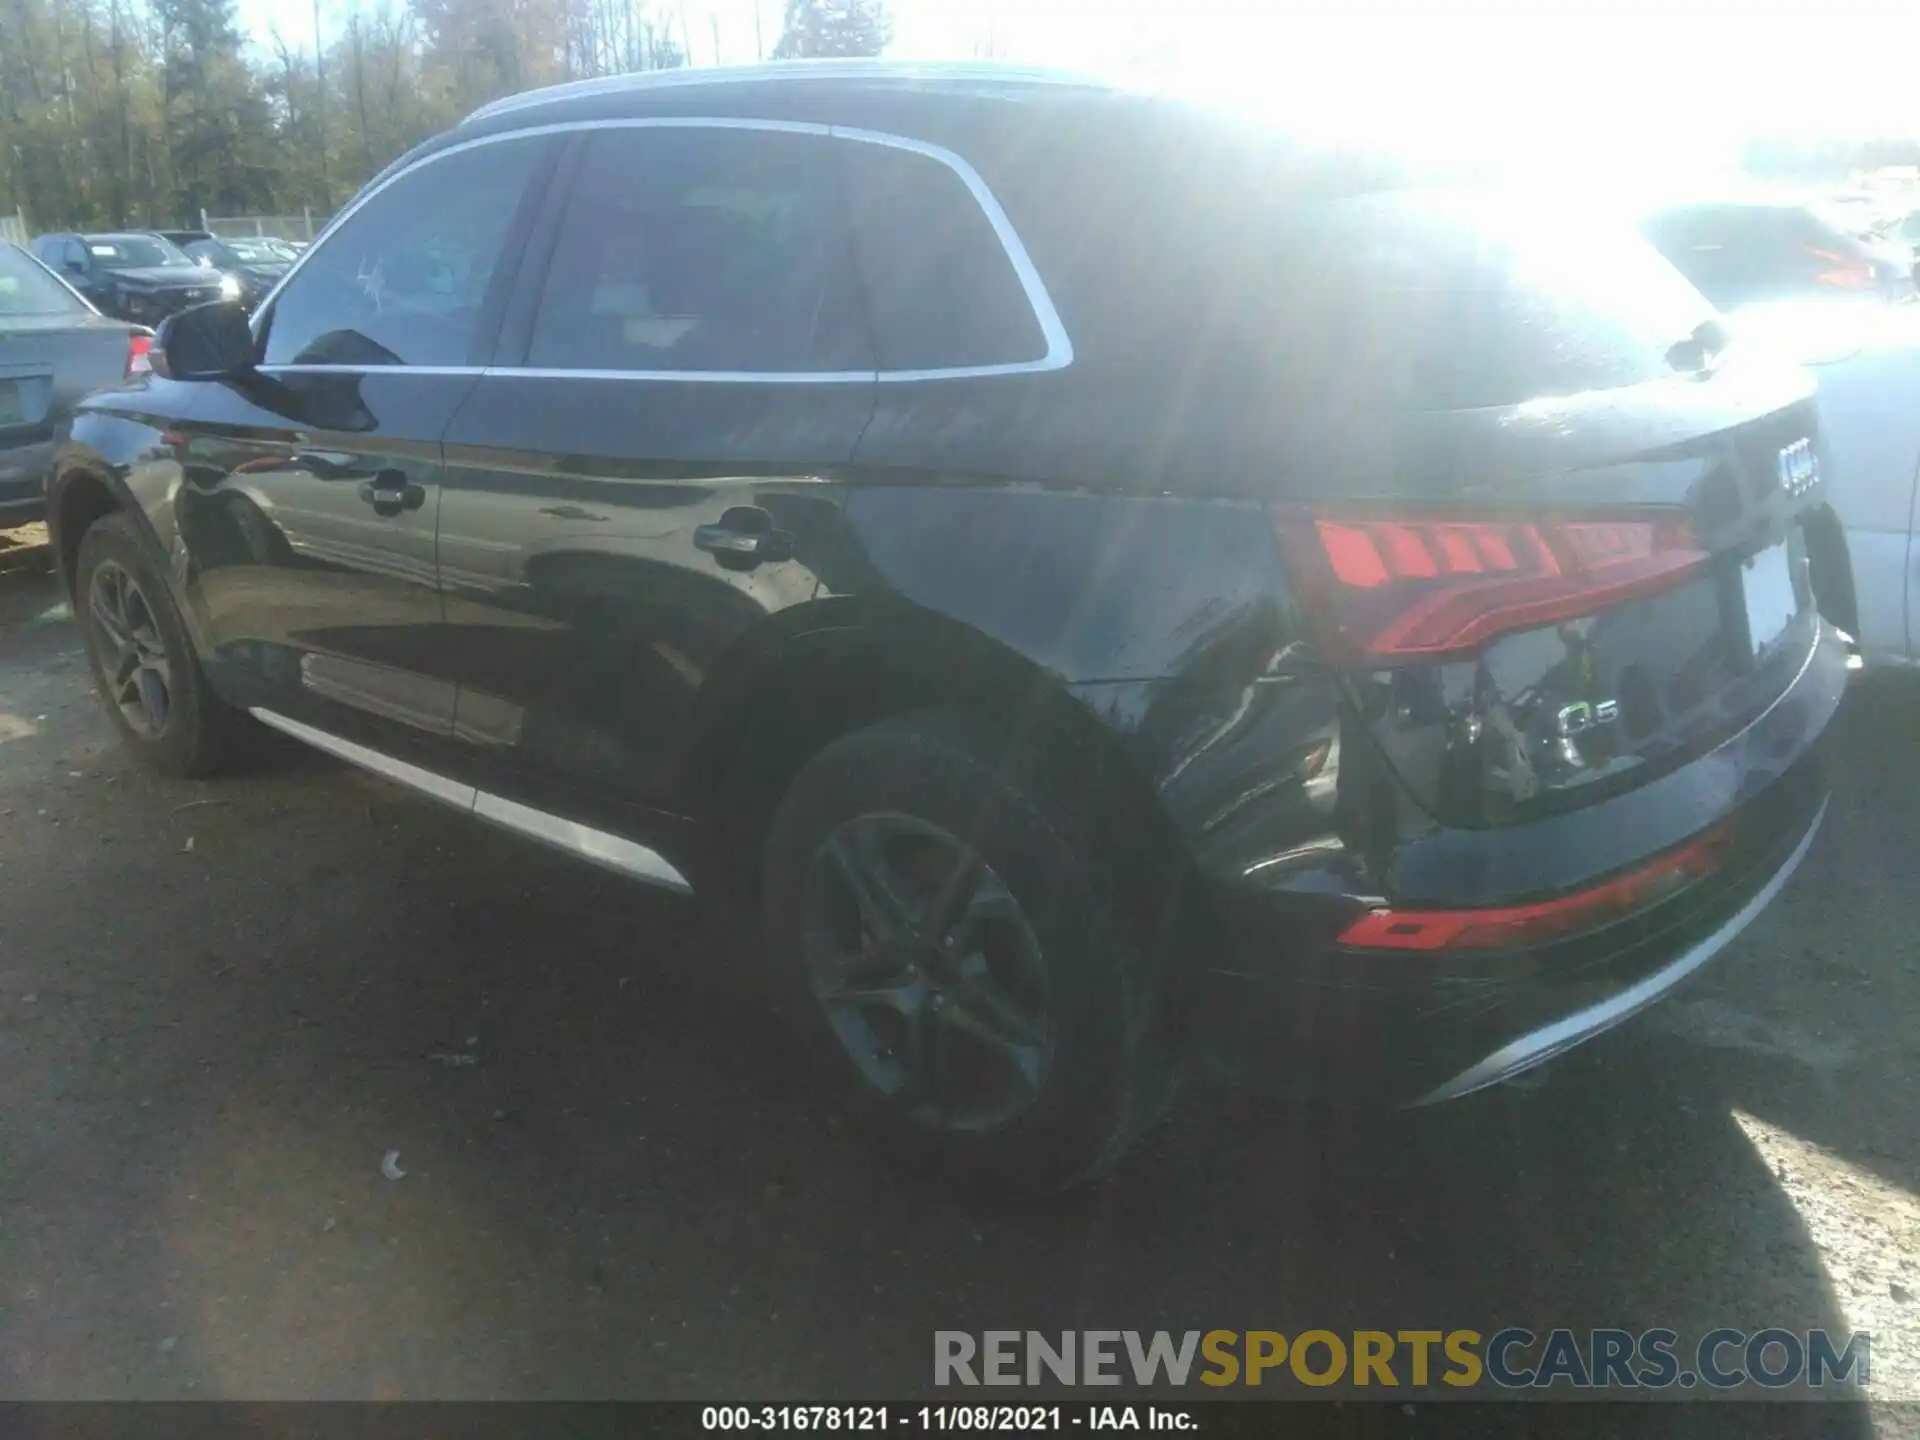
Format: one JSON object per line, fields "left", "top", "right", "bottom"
{"left": 703, "top": 1408, "right": 1191, "bottom": 1431}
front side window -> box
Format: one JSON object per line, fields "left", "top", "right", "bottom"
{"left": 262, "top": 136, "right": 546, "bottom": 368}
{"left": 526, "top": 126, "right": 867, "bottom": 374}
{"left": 220, "top": 239, "right": 285, "bottom": 265}
{"left": 838, "top": 138, "right": 1047, "bottom": 372}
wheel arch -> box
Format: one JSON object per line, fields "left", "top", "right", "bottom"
{"left": 50, "top": 434, "right": 217, "bottom": 663}
{"left": 49, "top": 462, "right": 128, "bottom": 599}
{"left": 678, "top": 594, "right": 1198, "bottom": 932}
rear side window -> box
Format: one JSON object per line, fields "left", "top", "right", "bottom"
{"left": 1252, "top": 189, "right": 1715, "bottom": 412}
{"left": 262, "top": 135, "right": 546, "bottom": 367}
{"left": 0, "top": 246, "right": 88, "bottom": 317}
{"left": 526, "top": 127, "right": 868, "bottom": 374}
{"left": 837, "top": 138, "right": 1047, "bottom": 372}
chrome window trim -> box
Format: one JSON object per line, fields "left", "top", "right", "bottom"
{"left": 250, "top": 115, "right": 1072, "bottom": 385}
{"left": 832, "top": 124, "right": 1073, "bottom": 379}
{"left": 257, "top": 364, "right": 486, "bottom": 378}
{"left": 490, "top": 366, "right": 876, "bottom": 385}
{"left": 250, "top": 706, "right": 695, "bottom": 894}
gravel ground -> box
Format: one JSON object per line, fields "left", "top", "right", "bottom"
{"left": 1, "top": 546, "right": 1916, "bottom": 1412}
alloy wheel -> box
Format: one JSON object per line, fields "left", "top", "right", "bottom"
{"left": 799, "top": 813, "right": 1053, "bottom": 1133}
{"left": 86, "top": 560, "right": 174, "bottom": 740}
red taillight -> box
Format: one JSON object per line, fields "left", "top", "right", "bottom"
{"left": 1806, "top": 246, "right": 1875, "bottom": 291}
{"left": 1272, "top": 511, "right": 1708, "bottom": 664}
{"left": 126, "top": 333, "right": 153, "bottom": 377}
{"left": 1338, "top": 821, "right": 1736, "bottom": 952}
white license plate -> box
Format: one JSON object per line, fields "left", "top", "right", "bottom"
{"left": 1741, "top": 541, "right": 1799, "bottom": 656}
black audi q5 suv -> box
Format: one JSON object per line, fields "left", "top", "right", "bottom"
{"left": 47, "top": 62, "right": 1849, "bottom": 1191}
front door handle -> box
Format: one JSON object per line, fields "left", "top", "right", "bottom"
{"left": 694, "top": 506, "right": 793, "bottom": 569}
{"left": 357, "top": 469, "right": 425, "bottom": 517}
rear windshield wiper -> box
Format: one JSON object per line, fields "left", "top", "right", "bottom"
{"left": 1667, "top": 318, "right": 1731, "bottom": 377}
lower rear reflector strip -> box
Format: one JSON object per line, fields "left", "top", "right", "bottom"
{"left": 1338, "top": 820, "right": 1737, "bottom": 952}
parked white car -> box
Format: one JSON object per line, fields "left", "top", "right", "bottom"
{"left": 1638, "top": 197, "right": 1917, "bottom": 668}
{"left": 1725, "top": 299, "right": 1920, "bottom": 666}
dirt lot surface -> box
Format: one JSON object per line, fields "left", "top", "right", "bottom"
{"left": 1, "top": 548, "right": 1916, "bottom": 1415}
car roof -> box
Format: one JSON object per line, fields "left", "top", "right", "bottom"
{"left": 359, "top": 61, "right": 1435, "bottom": 216}
{"left": 461, "top": 59, "right": 1121, "bottom": 125}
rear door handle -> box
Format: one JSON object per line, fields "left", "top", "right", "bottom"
{"left": 694, "top": 507, "right": 793, "bottom": 568}
{"left": 357, "top": 468, "right": 425, "bottom": 517}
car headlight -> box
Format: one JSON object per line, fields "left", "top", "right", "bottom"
{"left": 218, "top": 273, "right": 241, "bottom": 300}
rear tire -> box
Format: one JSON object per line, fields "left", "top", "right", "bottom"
{"left": 75, "top": 512, "right": 244, "bottom": 777}
{"left": 763, "top": 710, "right": 1173, "bottom": 1195}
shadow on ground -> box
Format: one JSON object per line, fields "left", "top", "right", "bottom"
{"left": 0, "top": 566, "right": 1904, "bottom": 1413}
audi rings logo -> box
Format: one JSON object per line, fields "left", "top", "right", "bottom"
{"left": 1777, "top": 438, "right": 1820, "bottom": 499}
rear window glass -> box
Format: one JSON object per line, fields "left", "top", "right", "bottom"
{"left": 1261, "top": 189, "right": 1715, "bottom": 411}
{"left": 0, "top": 246, "right": 89, "bottom": 317}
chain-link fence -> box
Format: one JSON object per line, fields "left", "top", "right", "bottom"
{"left": 200, "top": 211, "right": 330, "bottom": 243}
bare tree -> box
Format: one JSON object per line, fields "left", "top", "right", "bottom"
{"left": 312, "top": 0, "right": 330, "bottom": 208}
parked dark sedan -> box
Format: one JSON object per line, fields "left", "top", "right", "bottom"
{"left": 45, "top": 63, "right": 1849, "bottom": 1191}
{"left": 176, "top": 236, "right": 292, "bottom": 310}
{"left": 1641, "top": 196, "right": 1917, "bottom": 308}
{"left": 28, "top": 231, "right": 234, "bottom": 325}
{"left": 0, "top": 242, "right": 150, "bottom": 526}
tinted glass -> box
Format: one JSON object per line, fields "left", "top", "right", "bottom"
{"left": 1255, "top": 189, "right": 1715, "bottom": 411}
{"left": 0, "top": 246, "right": 89, "bottom": 317}
{"left": 1641, "top": 203, "right": 1873, "bottom": 308}
{"left": 264, "top": 136, "right": 544, "bottom": 367}
{"left": 89, "top": 235, "right": 193, "bottom": 269}
{"left": 222, "top": 239, "right": 285, "bottom": 264}
{"left": 528, "top": 127, "right": 866, "bottom": 373}
{"left": 838, "top": 139, "right": 1045, "bottom": 371}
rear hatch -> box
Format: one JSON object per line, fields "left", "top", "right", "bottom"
{"left": 0, "top": 314, "right": 139, "bottom": 433}
{"left": 1252, "top": 188, "right": 1830, "bottom": 829}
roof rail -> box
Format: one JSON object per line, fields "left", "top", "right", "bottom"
{"left": 462, "top": 59, "right": 1111, "bottom": 125}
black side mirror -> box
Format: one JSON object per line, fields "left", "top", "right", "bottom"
{"left": 152, "top": 301, "right": 254, "bottom": 381}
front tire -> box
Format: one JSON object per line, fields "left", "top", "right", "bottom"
{"left": 75, "top": 512, "right": 243, "bottom": 777}
{"left": 763, "top": 710, "right": 1173, "bottom": 1194}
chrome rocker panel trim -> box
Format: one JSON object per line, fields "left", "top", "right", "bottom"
{"left": 249, "top": 707, "right": 694, "bottom": 894}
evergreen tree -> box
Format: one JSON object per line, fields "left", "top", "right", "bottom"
{"left": 771, "top": 0, "right": 891, "bottom": 60}
{"left": 155, "top": 0, "right": 275, "bottom": 214}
